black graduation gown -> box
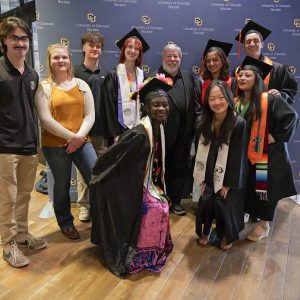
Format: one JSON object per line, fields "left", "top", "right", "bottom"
{"left": 195, "top": 115, "right": 248, "bottom": 244}
{"left": 245, "top": 94, "right": 299, "bottom": 221}
{"left": 263, "top": 55, "right": 297, "bottom": 105}
{"left": 90, "top": 124, "right": 150, "bottom": 278}
{"left": 100, "top": 70, "right": 125, "bottom": 138}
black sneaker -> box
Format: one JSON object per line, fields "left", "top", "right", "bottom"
{"left": 172, "top": 203, "right": 186, "bottom": 215}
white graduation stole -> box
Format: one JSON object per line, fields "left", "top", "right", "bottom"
{"left": 140, "top": 116, "right": 166, "bottom": 197}
{"left": 116, "top": 64, "right": 144, "bottom": 129}
{"left": 193, "top": 135, "right": 229, "bottom": 201}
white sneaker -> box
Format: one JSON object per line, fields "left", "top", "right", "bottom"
{"left": 79, "top": 207, "right": 90, "bottom": 222}
{"left": 16, "top": 233, "right": 47, "bottom": 250}
{"left": 3, "top": 240, "right": 29, "bottom": 268}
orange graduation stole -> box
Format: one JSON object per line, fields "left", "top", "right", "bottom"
{"left": 248, "top": 92, "right": 268, "bottom": 165}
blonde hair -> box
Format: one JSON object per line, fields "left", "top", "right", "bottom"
{"left": 46, "top": 43, "right": 73, "bottom": 82}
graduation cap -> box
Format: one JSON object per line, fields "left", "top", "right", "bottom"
{"left": 203, "top": 39, "right": 233, "bottom": 58}
{"left": 235, "top": 20, "right": 271, "bottom": 43}
{"left": 240, "top": 56, "right": 273, "bottom": 79}
{"left": 131, "top": 76, "right": 173, "bottom": 104}
{"left": 116, "top": 28, "right": 150, "bottom": 53}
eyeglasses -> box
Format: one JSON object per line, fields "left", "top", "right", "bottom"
{"left": 7, "top": 35, "right": 30, "bottom": 42}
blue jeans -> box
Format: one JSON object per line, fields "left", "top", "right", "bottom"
{"left": 43, "top": 142, "right": 97, "bottom": 228}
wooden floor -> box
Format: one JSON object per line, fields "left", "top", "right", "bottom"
{"left": 0, "top": 164, "right": 300, "bottom": 300}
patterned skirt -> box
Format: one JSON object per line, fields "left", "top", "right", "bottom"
{"left": 128, "top": 187, "right": 173, "bottom": 274}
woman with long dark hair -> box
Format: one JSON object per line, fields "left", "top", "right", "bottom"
{"left": 199, "top": 39, "right": 236, "bottom": 106}
{"left": 193, "top": 80, "right": 247, "bottom": 249}
{"left": 90, "top": 76, "right": 173, "bottom": 278}
{"left": 236, "top": 56, "right": 298, "bottom": 241}
{"left": 100, "top": 28, "right": 149, "bottom": 143}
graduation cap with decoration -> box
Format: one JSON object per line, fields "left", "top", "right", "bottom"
{"left": 240, "top": 56, "right": 273, "bottom": 79}
{"left": 235, "top": 20, "right": 272, "bottom": 58}
{"left": 116, "top": 28, "right": 150, "bottom": 53}
{"left": 131, "top": 75, "right": 173, "bottom": 104}
{"left": 203, "top": 39, "right": 233, "bottom": 58}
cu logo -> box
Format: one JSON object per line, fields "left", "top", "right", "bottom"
{"left": 70, "top": 178, "right": 76, "bottom": 186}
{"left": 142, "top": 65, "right": 150, "bottom": 74}
{"left": 87, "top": 13, "right": 96, "bottom": 23}
{"left": 267, "top": 43, "right": 275, "bottom": 52}
{"left": 192, "top": 66, "right": 200, "bottom": 75}
{"left": 289, "top": 66, "right": 296, "bottom": 75}
{"left": 142, "top": 16, "right": 151, "bottom": 25}
{"left": 194, "top": 17, "right": 203, "bottom": 27}
{"left": 36, "top": 11, "right": 40, "bottom": 21}
{"left": 294, "top": 19, "right": 300, "bottom": 28}
{"left": 60, "top": 37, "right": 69, "bottom": 47}
{"left": 39, "top": 64, "right": 43, "bottom": 72}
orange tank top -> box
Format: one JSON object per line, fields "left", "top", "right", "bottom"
{"left": 42, "top": 85, "right": 84, "bottom": 147}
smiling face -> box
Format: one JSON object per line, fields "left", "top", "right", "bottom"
{"left": 162, "top": 49, "right": 181, "bottom": 76}
{"left": 208, "top": 86, "right": 229, "bottom": 117}
{"left": 124, "top": 39, "right": 140, "bottom": 62}
{"left": 147, "top": 96, "right": 169, "bottom": 123}
{"left": 3, "top": 27, "right": 30, "bottom": 60}
{"left": 205, "top": 50, "right": 223, "bottom": 78}
{"left": 244, "top": 32, "right": 263, "bottom": 58}
{"left": 237, "top": 69, "right": 256, "bottom": 92}
{"left": 49, "top": 47, "right": 71, "bottom": 75}
{"left": 82, "top": 42, "right": 102, "bottom": 60}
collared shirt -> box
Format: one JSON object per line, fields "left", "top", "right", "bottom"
{"left": 0, "top": 55, "right": 39, "bottom": 155}
{"left": 74, "top": 63, "right": 108, "bottom": 136}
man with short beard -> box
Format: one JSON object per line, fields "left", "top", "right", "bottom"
{"left": 154, "top": 43, "right": 197, "bottom": 215}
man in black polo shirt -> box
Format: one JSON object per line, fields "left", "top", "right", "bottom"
{"left": 0, "top": 17, "right": 47, "bottom": 268}
{"left": 74, "top": 32, "right": 108, "bottom": 222}
{"left": 154, "top": 43, "right": 196, "bottom": 215}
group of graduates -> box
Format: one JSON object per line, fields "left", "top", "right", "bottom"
{"left": 0, "top": 15, "right": 298, "bottom": 281}
{"left": 89, "top": 20, "right": 298, "bottom": 278}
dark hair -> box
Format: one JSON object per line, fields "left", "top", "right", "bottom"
{"left": 237, "top": 65, "right": 267, "bottom": 124}
{"left": 199, "top": 80, "right": 236, "bottom": 146}
{"left": 202, "top": 47, "right": 230, "bottom": 81}
{"left": 0, "top": 16, "right": 32, "bottom": 53}
{"left": 119, "top": 37, "right": 143, "bottom": 67}
{"left": 81, "top": 31, "right": 104, "bottom": 48}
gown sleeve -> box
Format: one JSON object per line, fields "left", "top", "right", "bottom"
{"left": 91, "top": 128, "right": 148, "bottom": 184}
{"left": 270, "top": 62, "right": 297, "bottom": 105}
{"left": 100, "top": 71, "right": 121, "bottom": 137}
{"left": 223, "top": 115, "right": 248, "bottom": 189}
{"left": 268, "top": 94, "right": 299, "bottom": 143}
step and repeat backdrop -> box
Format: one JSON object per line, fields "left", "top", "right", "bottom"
{"left": 34, "top": 0, "right": 300, "bottom": 191}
